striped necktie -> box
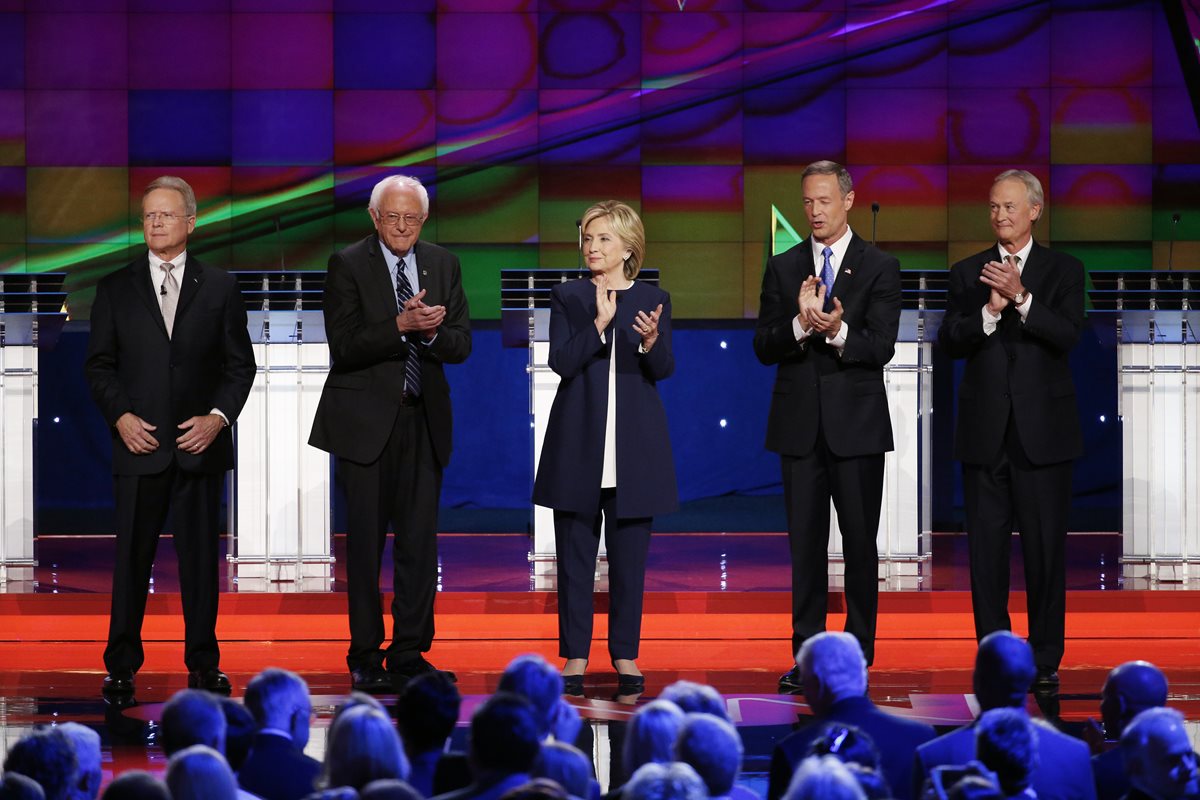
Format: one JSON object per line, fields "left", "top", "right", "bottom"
{"left": 395, "top": 259, "right": 422, "bottom": 397}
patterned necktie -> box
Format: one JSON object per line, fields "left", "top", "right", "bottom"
{"left": 820, "top": 246, "right": 835, "bottom": 312}
{"left": 395, "top": 259, "right": 422, "bottom": 397}
{"left": 160, "top": 262, "right": 178, "bottom": 338}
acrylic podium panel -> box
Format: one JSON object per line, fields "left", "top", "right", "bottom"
{"left": 228, "top": 274, "right": 332, "bottom": 586}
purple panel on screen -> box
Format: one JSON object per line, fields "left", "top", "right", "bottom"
{"left": 538, "top": 88, "right": 641, "bottom": 165}
{"left": 1152, "top": 9, "right": 1188, "bottom": 88}
{"left": 34, "top": 0, "right": 127, "bottom": 9}
{"left": 436, "top": 13, "right": 537, "bottom": 90}
{"left": 746, "top": 0, "right": 846, "bottom": 9}
{"left": 128, "top": 0, "right": 230, "bottom": 9}
{"left": 334, "top": 166, "right": 438, "bottom": 207}
{"left": 334, "top": 14, "right": 436, "bottom": 90}
{"left": 846, "top": 14, "right": 947, "bottom": 87}
{"left": 0, "top": 91, "right": 22, "bottom": 161}
{"left": 643, "top": 12, "right": 743, "bottom": 89}
{"left": 233, "top": 13, "right": 332, "bottom": 89}
{"left": 334, "top": 90, "right": 436, "bottom": 166}
{"left": 25, "top": 14, "right": 127, "bottom": 89}
{"left": 436, "top": 90, "right": 538, "bottom": 165}
{"left": 0, "top": 14, "right": 23, "bottom": 90}
{"left": 129, "top": 91, "right": 233, "bottom": 166}
{"left": 947, "top": 9, "right": 1049, "bottom": 89}
{"left": 128, "top": 13, "right": 232, "bottom": 90}
{"left": 335, "top": 0, "right": 435, "bottom": 10}
{"left": 742, "top": 12, "right": 845, "bottom": 89}
{"left": 948, "top": 88, "right": 1050, "bottom": 165}
{"left": 1052, "top": 164, "right": 1153, "bottom": 240}
{"left": 742, "top": 74, "right": 847, "bottom": 165}
{"left": 232, "top": 90, "right": 333, "bottom": 166}
{"left": 26, "top": 91, "right": 127, "bottom": 167}
{"left": 232, "top": 0, "right": 331, "bottom": 10}
{"left": 1153, "top": 88, "right": 1200, "bottom": 163}
{"left": 642, "top": 91, "right": 742, "bottom": 165}
{"left": 846, "top": 88, "right": 946, "bottom": 164}
{"left": 1052, "top": 87, "right": 1151, "bottom": 128}
{"left": 1052, "top": 9, "right": 1152, "bottom": 87}
{"left": 539, "top": 13, "right": 641, "bottom": 90}
{"left": 642, "top": 165, "right": 742, "bottom": 211}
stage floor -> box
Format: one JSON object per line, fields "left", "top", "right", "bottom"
{"left": 2, "top": 531, "right": 1199, "bottom": 793}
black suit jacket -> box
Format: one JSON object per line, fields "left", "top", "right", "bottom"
{"left": 309, "top": 236, "right": 471, "bottom": 467}
{"left": 938, "top": 242, "right": 1084, "bottom": 466}
{"left": 768, "top": 696, "right": 936, "bottom": 800}
{"left": 532, "top": 278, "right": 678, "bottom": 518}
{"left": 753, "top": 234, "right": 902, "bottom": 458}
{"left": 238, "top": 731, "right": 320, "bottom": 800}
{"left": 85, "top": 254, "right": 256, "bottom": 476}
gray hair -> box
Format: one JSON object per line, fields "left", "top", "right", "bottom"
{"left": 624, "top": 762, "right": 708, "bottom": 800}
{"left": 802, "top": 161, "right": 853, "bottom": 197}
{"left": 58, "top": 723, "right": 102, "bottom": 800}
{"left": 673, "top": 713, "right": 743, "bottom": 797}
{"left": 784, "top": 755, "right": 866, "bottom": 800}
{"left": 623, "top": 700, "right": 686, "bottom": 775}
{"left": 165, "top": 745, "right": 238, "bottom": 800}
{"left": 244, "top": 668, "right": 311, "bottom": 730}
{"left": 993, "top": 169, "right": 1044, "bottom": 210}
{"left": 1121, "top": 706, "right": 1188, "bottom": 760}
{"left": 143, "top": 176, "right": 197, "bottom": 217}
{"left": 369, "top": 175, "right": 429, "bottom": 217}
{"left": 798, "top": 632, "right": 868, "bottom": 701}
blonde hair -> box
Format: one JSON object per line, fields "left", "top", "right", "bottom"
{"left": 581, "top": 200, "right": 645, "bottom": 280}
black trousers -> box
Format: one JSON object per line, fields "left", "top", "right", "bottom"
{"left": 554, "top": 489, "right": 652, "bottom": 661}
{"left": 338, "top": 403, "right": 441, "bottom": 671}
{"left": 963, "top": 419, "right": 1072, "bottom": 672}
{"left": 782, "top": 431, "right": 885, "bottom": 666}
{"left": 105, "top": 461, "right": 223, "bottom": 675}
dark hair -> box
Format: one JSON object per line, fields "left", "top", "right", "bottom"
{"left": 360, "top": 779, "right": 424, "bottom": 800}
{"left": 0, "top": 771, "right": 46, "bottom": 800}
{"left": 220, "top": 698, "right": 257, "bottom": 771}
{"left": 100, "top": 771, "right": 171, "bottom": 800}
{"left": 397, "top": 670, "right": 462, "bottom": 754}
{"left": 469, "top": 693, "right": 542, "bottom": 774}
{"left": 161, "top": 689, "right": 226, "bottom": 756}
{"left": 801, "top": 161, "right": 853, "bottom": 197}
{"left": 2, "top": 728, "right": 78, "bottom": 800}
{"left": 806, "top": 723, "right": 882, "bottom": 772}
{"left": 975, "top": 709, "right": 1036, "bottom": 796}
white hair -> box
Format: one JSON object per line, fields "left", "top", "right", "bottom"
{"left": 368, "top": 175, "right": 429, "bottom": 216}
{"left": 797, "top": 632, "right": 868, "bottom": 701}
{"left": 784, "top": 755, "right": 866, "bottom": 800}
{"left": 993, "top": 169, "right": 1044, "bottom": 211}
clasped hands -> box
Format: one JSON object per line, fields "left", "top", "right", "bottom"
{"left": 980, "top": 258, "right": 1026, "bottom": 316}
{"left": 116, "top": 411, "right": 224, "bottom": 456}
{"left": 593, "top": 274, "right": 662, "bottom": 351}
{"left": 797, "top": 275, "right": 844, "bottom": 337}
{"left": 396, "top": 288, "right": 445, "bottom": 341}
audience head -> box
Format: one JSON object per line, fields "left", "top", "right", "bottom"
{"left": 973, "top": 632, "right": 1036, "bottom": 710}
{"left": 500, "top": 778, "right": 571, "bottom": 800}
{"left": 1120, "top": 707, "right": 1199, "bottom": 800}
{"left": 673, "top": 713, "right": 743, "bottom": 798}
{"left": 58, "top": 723, "right": 101, "bottom": 800}
{"left": 2, "top": 728, "right": 78, "bottom": 800}
{"left": 244, "top": 667, "right": 314, "bottom": 749}
{"left": 498, "top": 654, "right": 564, "bottom": 739}
{"left": 804, "top": 723, "right": 882, "bottom": 773}
{"left": 659, "top": 682, "right": 728, "bottom": 720}
{"left": 360, "top": 779, "right": 424, "bottom": 800}
{"left": 841, "top": 764, "right": 890, "bottom": 800}
{"left": 533, "top": 742, "right": 594, "bottom": 799}
{"left": 160, "top": 689, "right": 226, "bottom": 756}
{"left": 783, "top": 755, "right": 866, "bottom": 800}
{"left": 164, "top": 745, "right": 238, "bottom": 800}
{"left": 97, "top": 772, "right": 169, "bottom": 800}
{"left": 796, "top": 633, "right": 868, "bottom": 715}
{"left": 468, "top": 693, "right": 543, "bottom": 776}
{"left": 623, "top": 700, "right": 686, "bottom": 776}
{"left": 323, "top": 704, "right": 410, "bottom": 792}
{"left": 624, "top": 762, "right": 708, "bottom": 800}
{"left": 947, "top": 775, "right": 1004, "bottom": 800}
{"left": 974, "top": 708, "right": 1037, "bottom": 796}
{"left": 396, "top": 670, "right": 462, "bottom": 757}
{"left": 332, "top": 690, "right": 386, "bottom": 726}
{"left": 0, "top": 772, "right": 45, "bottom": 800}
{"left": 1102, "top": 660, "right": 1169, "bottom": 740}
{"left": 219, "top": 698, "right": 256, "bottom": 771}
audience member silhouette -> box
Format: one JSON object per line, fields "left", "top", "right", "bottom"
{"left": 1093, "top": 661, "right": 1170, "bottom": 800}
{"left": 222, "top": 697, "right": 258, "bottom": 772}
{"left": 160, "top": 689, "right": 227, "bottom": 757}
{"left": 768, "top": 632, "right": 933, "bottom": 800}
{"left": 782, "top": 755, "right": 865, "bottom": 800}
{"left": 673, "top": 714, "right": 747, "bottom": 800}
{"left": 533, "top": 742, "right": 595, "bottom": 800}
{"left": 2, "top": 728, "right": 78, "bottom": 800}
{"left": 913, "top": 631, "right": 1095, "bottom": 800}
{"left": 623, "top": 763, "right": 707, "bottom": 800}
{"left": 0, "top": 772, "right": 46, "bottom": 800}
{"left": 165, "top": 745, "right": 239, "bottom": 800}
{"left": 321, "top": 704, "right": 410, "bottom": 793}
{"left": 500, "top": 779, "right": 571, "bottom": 800}
{"left": 803, "top": 723, "right": 889, "bottom": 799}
{"left": 623, "top": 701, "right": 686, "bottom": 780}
{"left": 658, "top": 683, "right": 728, "bottom": 721}
{"left": 974, "top": 709, "right": 1036, "bottom": 799}
{"left": 397, "top": 670, "right": 464, "bottom": 797}
{"left": 57, "top": 724, "right": 101, "bottom": 800}
{"left": 97, "top": 772, "right": 169, "bottom": 800}
{"left": 240, "top": 668, "right": 321, "bottom": 800}
{"left": 1119, "top": 707, "right": 1199, "bottom": 800}
{"left": 432, "top": 693, "right": 542, "bottom": 800}
{"left": 361, "top": 779, "right": 424, "bottom": 800}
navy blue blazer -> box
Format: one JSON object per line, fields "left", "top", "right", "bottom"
{"left": 237, "top": 731, "right": 320, "bottom": 800}
{"left": 532, "top": 278, "right": 678, "bottom": 519}
{"left": 768, "top": 695, "right": 936, "bottom": 800}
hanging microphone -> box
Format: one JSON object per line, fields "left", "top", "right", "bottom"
{"left": 1169, "top": 213, "right": 1180, "bottom": 272}
{"left": 576, "top": 219, "right": 583, "bottom": 271}
{"left": 275, "top": 214, "right": 286, "bottom": 271}
{"left": 160, "top": 283, "right": 167, "bottom": 297}
{"left": 871, "top": 203, "right": 880, "bottom": 246}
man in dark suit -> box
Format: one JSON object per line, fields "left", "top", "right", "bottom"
{"left": 239, "top": 668, "right": 320, "bottom": 800}
{"left": 86, "top": 176, "right": 255, "bottom": 698}
{"left": 753, "top": 161, "right": 902, "bottom": 691}
{"left": 309, "top": 175, "right": 471, "bottom": 693}
{"left": 1119, "top": 708, "right": 1199, "bottom": 800}
{"left": 1093, "top": 661, "right": 1171, "bottom": 800}
{"left": 913, "top": 632, "right": 1096, "bottom": 800}
{"left": 938, "top": 169, "right": 1085, "bottom": 688}
{"left": 768, "top": 632, "right": 935, "bottom": 800}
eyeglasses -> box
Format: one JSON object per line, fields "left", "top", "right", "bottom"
{"left": 378, "top": 212, "right": 425, "bottom": 227}
{"left": 143, "top": 212, "right": 189, "bottom": 224}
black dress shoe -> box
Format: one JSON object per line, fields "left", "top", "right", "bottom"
{"left": 1033, "top": 668, "right": 1060, "bottom": 690}
{"left": 779, "top": 666, "right": 803, "bottom": 694}
{"left": 388, "top": 656, "right": 457, "bottom": 685}
{"left": 102, "top": 672, "right": 135, "bottom": 697}
{"left": 350, "top": 665, "right": 394, "bottom": 694}
{"left": 188, "top": 668, "right": 232, "bottom": 695}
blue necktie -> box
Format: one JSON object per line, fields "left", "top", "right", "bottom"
{"left": 820, "top": 246, "right": 835, "bottom": 312}
{"left": 395, "top": 260, "right": 422, "bottom": 398}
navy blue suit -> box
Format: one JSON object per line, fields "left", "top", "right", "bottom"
{"left": 533, "top": 277, "right": 677, "bottom": 660}
{"left": 237, "top": 731, "right": 320, "bottom": 800}
{"left": 768, "top": 696, "right": 935, "bottom": 800}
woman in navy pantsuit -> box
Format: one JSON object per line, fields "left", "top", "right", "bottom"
{"left": 532, "top": 201, "right": 678, "bottom": 695}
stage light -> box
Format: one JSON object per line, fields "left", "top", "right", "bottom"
{"left": 719, "top": 340, "right": 727, "bottom": 349}
{"left": 719, "top": 418, "right": 727, "bottom": 428}
{"left": 53, "top": 416, "right": 60, "bottom": 423}
{"left": 1099, "top": 415, "right": 1106, "bottom": 422}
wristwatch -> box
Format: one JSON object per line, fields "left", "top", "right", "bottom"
{"left": 1012, "top": 290, "right": 1027, "bottom": 306}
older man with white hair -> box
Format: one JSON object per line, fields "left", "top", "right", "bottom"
{"left": 1120, "top": 707, "right": 1199, "bottom": 800}
{"left": 58, "top": 723, "right": 101, "bottom": 800}
{"left": 768, "top": 632, "right": 934, "bottom": 800}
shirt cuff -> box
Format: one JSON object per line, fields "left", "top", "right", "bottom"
{"left": 826, "top": 322, "right": 848, "bottom": 351}
{"left": 599, "top": 330, "right": 607, "bottom": 345}
{"left": 982, "top": 305, "right": 1001, "bottom": 336}
{"left": 210, "top": 408, "right": 229, "bottom": 427}
{"left": 791, "top": 315, "right": 812, "bottom": 342}
{"left": 1015, "top": 292, "right": 1032, "bottom": 320}
{"left": 421, "top": 332, "right": 438, "bottom": 345}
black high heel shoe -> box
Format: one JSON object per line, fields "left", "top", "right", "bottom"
{"left": 562, "top": 660, "right": 587, "bottom": 696}
{"left": 613, "top": 661, "right": 645, "bottom": 693}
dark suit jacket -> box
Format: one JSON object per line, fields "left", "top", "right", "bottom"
{"left": 913, "top": 715, "right": 1097, "bottom": 800}
{"left": 532, "top": 278, "right": 678, "bottom": 519}
{"left": 432, "top": 772, "right": 532, "bottom": 800}
{"left": 753, "top": 234, "right": 902, "bottom": 458}
{"left": 309, "top": 236, "right": 471, "bottom": 468}
{"left": 768, "top": 695, "right": 936, "bottom": 800}
{"left": 938, "top": 242, "right": 1084, "bottom": 466}
{"left": 237, "top": 731, "right": 320, "bottom": 800}
{"left": 1093, "top": 747, "right": 1129, "bottom": 800}
{"left": 85, "top": 254, "right": 256, "bottom": 475}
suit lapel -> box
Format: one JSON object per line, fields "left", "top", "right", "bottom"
{"left": 832, "top": 235, "right": 862, "bottom": 300}
{"left": 130, "top": 255, "right": 169, "bottom": 338}
{"left": 1019, "top": 241, "right": 1049, "bottom": 301}
{"left": 175, "top": 256, "right": 206, "bottom": 323}
{"left": 414, "top": 240, "right": 442, "bottom": 304}
{"left": 368, "top": 238, "right": 401, "bottom": 315}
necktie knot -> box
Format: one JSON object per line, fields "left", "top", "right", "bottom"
{"left": 159, "top": 262, "right": 179, "bottom": 338}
